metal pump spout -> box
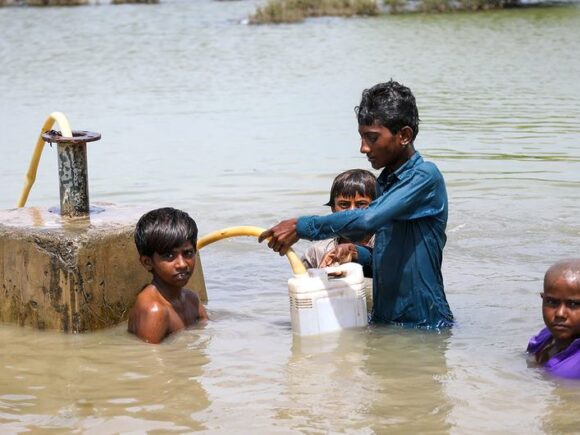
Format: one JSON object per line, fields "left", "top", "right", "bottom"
{"left": 41, "top": 130, "right": 101, "bottom": 217}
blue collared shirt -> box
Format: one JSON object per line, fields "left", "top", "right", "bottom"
{"left": 296, "top": 152, "right": 453, "bottom": 328}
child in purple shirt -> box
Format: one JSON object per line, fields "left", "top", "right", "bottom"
{"left": 527, "top": 259, "right": 580, "bottom": 379}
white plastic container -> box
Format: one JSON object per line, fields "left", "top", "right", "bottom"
{"left": 288, "top": 262, "right": 368, "bottom": 336}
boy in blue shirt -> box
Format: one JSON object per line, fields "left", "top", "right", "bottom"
{"left": 259, "top": 80, "right": 453, "bottom": 328}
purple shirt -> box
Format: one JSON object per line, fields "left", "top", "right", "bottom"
{"left": 527, "top": 327, "right": 580, "bottom": 379}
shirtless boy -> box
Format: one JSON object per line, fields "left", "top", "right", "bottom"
{"left": 128, "top": 207, "right": 208, "bottom": 344}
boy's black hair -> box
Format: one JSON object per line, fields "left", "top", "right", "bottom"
{"left": 325, "top": 169, "right": 377, "bottom": 207}
{"left": 355, "top": 80, "right": 420, "bottom": 141}
{"left": 134, "top": 207, "right": 198, "bottom": 257}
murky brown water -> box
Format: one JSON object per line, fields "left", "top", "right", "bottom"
{"left": 1, "top": 1, "right": 580, "bottom": 433}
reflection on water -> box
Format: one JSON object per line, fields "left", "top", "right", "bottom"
{"left": 0, "top": 325, "right": 210, "bottom": 432}
{"left": 282, "top": 328, "right": 452, "bottom": 432}
{"left": 1, "top": 1, "right": 580, "bottom": 433}
{"left": 363, "top": 329, "right": 452, "bottom": 432}
{"left": 543, "top": 383, "right": 580, "bottom": 433}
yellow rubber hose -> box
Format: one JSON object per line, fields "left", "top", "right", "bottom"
{"left": 17, "top": 112, "right": 73, "bottom": 207}
{"left": 197, "top": 226, "right": 307, "bottom": 276}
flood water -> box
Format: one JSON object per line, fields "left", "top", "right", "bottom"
{"left": 1, "top": 1, "right": 580, "bottom": 433}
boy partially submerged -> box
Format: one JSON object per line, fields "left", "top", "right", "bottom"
{"left": 302, "top": 169, "right": 376, "bottom": 272}
{"left": 527, "top": 259, "right": 580, "bottom": 379}
{"left": 128, "top": 207, "right": 208, "bottom": 344}
{"left": 259, "top": 80, "right": 454, "bottom": 328}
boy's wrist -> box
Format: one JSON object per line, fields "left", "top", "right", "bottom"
{"left": 349, "top": 244, "right": 358, "bottom": 261}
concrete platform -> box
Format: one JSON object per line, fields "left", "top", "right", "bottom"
{"left": 0, "top": 203, "right": 206, "bottom": 332}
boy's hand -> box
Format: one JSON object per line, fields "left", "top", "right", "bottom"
{"left": 258, "top": 218, "right": 299, "bottom": 255}
{"left": 320, "top": 243, "right": 358, "bottom": 268}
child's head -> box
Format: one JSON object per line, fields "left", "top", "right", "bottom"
{"left": 325, "top": 169, "right": 377, "bottom": 212}
{"left": 355, "top": 80, "right": 419, "bottom": 142}
{"left": 542, "top": 259, "right": 580, "bottom": 344}
{"left": 135, "top": 207, "right": 198, "bottom": 257}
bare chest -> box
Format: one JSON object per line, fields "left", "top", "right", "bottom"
{"left": 166, "top": 300, "right": 200, "bottom": 332}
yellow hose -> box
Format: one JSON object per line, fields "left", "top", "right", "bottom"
{"left": 17, "top": 112, "right": 73, "bottom": 208}
{"left": 197, "top": 226, "right": 307, "bottom": 276}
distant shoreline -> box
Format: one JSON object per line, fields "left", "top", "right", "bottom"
{"left": 249, "top": 0, "right": 579, "bottom": 24}
{"left": 1, "top": 0, "right": 578, "bottom": 26}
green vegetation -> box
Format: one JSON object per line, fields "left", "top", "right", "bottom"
{"left": 398, "top": 0, "right": 522, "bottom": 12}
{"left": 249, "top": 0, "right": 552, "bottom": 23}
{"left": 250, "top": 0, "right": 379, "bottom": 24}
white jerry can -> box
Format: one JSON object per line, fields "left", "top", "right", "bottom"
{"left": 287, "top": 262, "right": 368, "bottom": 336}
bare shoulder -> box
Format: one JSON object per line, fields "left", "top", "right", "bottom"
{"left": 128, "top": 285, "right": 171, "bottom": 339}
{"left": 183, "top": 288, "right": 208, "bottom": 320}
{"left": 132, "top": 285, "right": 169, "bottom": 313}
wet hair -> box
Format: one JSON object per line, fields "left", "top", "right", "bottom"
{"left": 325, "top": 169, "right": 377, "bottom": 207}
{"left": 355, "top": 80, "right": 420, "bottom": 141}
{"left": 134, "top": 207, "right": 198, "bottom": 257}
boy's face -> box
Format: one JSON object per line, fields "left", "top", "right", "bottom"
{"left": 141, "top": 240, "right": 196, "bottom": 291}
{"left": 542, "top": 273, "right": 580, "bottom": 343}
{"left": 358, "top": 122, "right": 412, "bottom": 171}
{"left": 331, "top": 193, "right": 372, "bottom": 212}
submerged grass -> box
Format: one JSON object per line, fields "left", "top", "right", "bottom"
{"left": 250, "top": 0, "right": 379, "bottom": 24}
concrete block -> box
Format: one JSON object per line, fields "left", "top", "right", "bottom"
{"left": 0, "top": 204, "right": 207, "bottom": 332}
